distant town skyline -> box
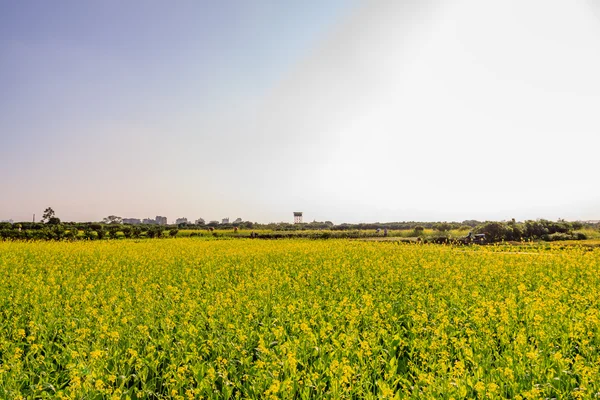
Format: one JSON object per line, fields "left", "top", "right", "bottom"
{"left": 2, "top": 1, "right": 600, "bottom": 223}
{"left": 2, "top": 211, "right": 599, "bottom": 226}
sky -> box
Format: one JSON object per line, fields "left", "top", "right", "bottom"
{"left": 1, "top": 0, "right": 600, "bottom": 224}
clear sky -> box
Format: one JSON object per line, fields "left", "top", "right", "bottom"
{"left": 1, "top": 0, "right": 599, "bottom": 224}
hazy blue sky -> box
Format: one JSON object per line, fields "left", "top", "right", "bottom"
{"left": 2, "top": 0, "right": 599, "bottom": 223}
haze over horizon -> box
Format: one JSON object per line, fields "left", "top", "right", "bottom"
{"left": 2, "top": 1, "right": 600, "bottom": 224}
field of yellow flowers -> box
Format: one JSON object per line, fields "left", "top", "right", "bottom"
{"left": 1, "top": 239, "right": 599, "bottom": 399}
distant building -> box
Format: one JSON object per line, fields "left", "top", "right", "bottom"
{"left": 123, "top": 218, "right": 141, "bottom": 225}
{"left": 155, "top": 216, "right": 167, "bottom": 225}
{"left": 0, "top": 219, "right": 13, "bottom": 224}
{"left": 294, "top": 212, "right": 303, "bottom": 224}
{"left": 195, "top": 218, "right": 205, "bottom": 225}
{"left": 175, "top": 217, "right": 188, "bottom": 225}
{"left": 222, "top": 217, "right": 229, "bottom": 224}
{"left": 143, "top": 218, "right": 156, "bottom": 225}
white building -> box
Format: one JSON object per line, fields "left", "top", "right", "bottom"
{"left": 123, "top": 218, "right": 141, "bottom": 225}
{"left": 175, "top": 217, "right": 188, "bottom": 225}
{"left": 155, "top": 216, "right": 167, "bottom": 225}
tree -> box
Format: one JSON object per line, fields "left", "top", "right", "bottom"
{"left": 132, "top": 226, "right": 142, "bottom": 239}
{"left": 90, "top": 224, "right": 106, "bottom": 239}
{"left": 147, "top": 226, "right": 164, "bottom": 238}
{"left": 433, "top": 222, "right": 451, "bottom": 232}
{"left": 475, "top": 221, "right": 512, "bottom": 242}
{"left": 47, "top": 217, "right": 61, "bottom": 225}
{"left": 169, "top": 228, "right": 179, "bottom": 238}
{"left": 108, "top": 226, "right": 120, "bottom": 239}
{"left": 103, "top": 215, "right": 122, "bottom": 225}
{"left": 523, "top": 220, "right": 549, "bottom": 239}
{"left": 122, "top": 226, "right": 133, "bottom": 239}
{"left": 42, "top": 207, "right": 56, "bottom": 224}
{"left": 64, "top": 227, "right": 78, "bottom": 241}
{"left": 572, "top": 221, "right": 584, "bottom": 230}
{"left": 51, "top": 224, "right": 66, "bottom": 240}
{"left": 506, "top": 218, "right": 522, "bottom": 241}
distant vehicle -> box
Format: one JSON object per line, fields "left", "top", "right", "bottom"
{"left": 463, "top": 232, "right": 486, "bottom": 244}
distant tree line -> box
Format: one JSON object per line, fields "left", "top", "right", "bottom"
{"left": 0, "top": 207, "right": 597, "bottom": 242}
{"left": 0, "top": 222, "right": 180, "bottom": 241}
{"left": 472, "top": 219, "right": 588, "bottom": 242}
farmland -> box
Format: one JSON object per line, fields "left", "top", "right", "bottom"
{"left": 1, "top": 239, "right": 600, "bottom": 398}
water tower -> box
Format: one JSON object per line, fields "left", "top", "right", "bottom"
{"left": 293, "top": 212, "right": 303, "bottom": 224}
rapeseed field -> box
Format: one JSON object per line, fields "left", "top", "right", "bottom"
{"left": 1, "top": 239, "right": 599, "bottom": 399}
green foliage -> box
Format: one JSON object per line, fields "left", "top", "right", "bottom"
{"left": 46, "top": 217, "right": 61, "bottom": 225}
{"left": 108, "top": 226, "right": 120, "bottom": 239}
{"left": 546, "top": 232, "right": 588, "bottom": 241}
{"left": 426, "top": 232, "right": 451, "bottom": 244}
{"left": 132, "top": 226, "right": 142, "bottom": 239}
{"left": 41, "top": 207, "right": 55, "bottom": 223}
{"left": 95, "top": 226, "right": 106, "bottom": 240}
{"left": 1, "top": 218, "right": 595, "bottom": 244}
{"left": 122, "top": 226, "right": 133, "bottom": 239}
{"left": 412, "top": 226, "right": 425, "bottom": 237}
{"left": 475, "top": 222, "right": 512, "bottom": 242}
{"left": 146, "top": 227, "right": 164, "bottom": 239}
{"left": 433, "top": 222, "right": 452, "bottom": 232}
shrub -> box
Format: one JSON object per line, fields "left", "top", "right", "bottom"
{"left": 575, "top": 232, "right": 588, "bottom": 240}
{"left": 547, "top": 232, "right": 572, "bottom": 241}
{"left": 475, "top": 222, "right": 512, "bottom": 242}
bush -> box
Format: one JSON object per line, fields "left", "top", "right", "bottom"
{"left": 475, "top": 222, "right": 511, "bottom": 243}
{"left": 108, "top": 227, "right": 120, "bottom": 239}
{"left": 545, "top": 232, "right": 587, "bottom": 241}
{"left": 433, "top": 223, "right": 452, "bottom": 232}
{"left": 574, "top": 232, "right": 588, "bottom": 240}
{"left": 523, "top": 220, "right": 549, "bottom": 239}
{"left": 426, "top": 233, "right": 451, "bottom": 244}
{"left": 547, "top": 232, "right": 572, "bottom": 241}
{"left": 65, "top": 229, "right": 79, "bottom": 240}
